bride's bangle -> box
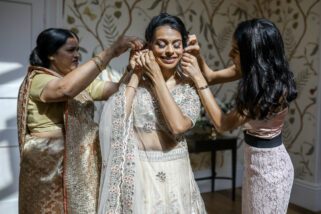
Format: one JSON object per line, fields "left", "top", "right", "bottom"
{"left": 197, "top": 85, "right": 209, "bottom": 90}
{"left": 126, "top": 85, "right": 137, "bottom": 92}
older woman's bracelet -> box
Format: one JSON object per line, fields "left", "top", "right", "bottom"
{"left": 91, "top": 56, "right": 104, "bottom": 72}
{"left": 197, "top": 85, "right": 209, "bottom": 90}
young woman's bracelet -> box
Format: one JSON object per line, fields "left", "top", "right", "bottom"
{"left": 197, "top": 85, "right": 209, "bottom": 90}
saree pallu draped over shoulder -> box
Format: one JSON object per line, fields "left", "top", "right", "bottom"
{"left": 18, "top": 66, "right": 101, "bottom": 214}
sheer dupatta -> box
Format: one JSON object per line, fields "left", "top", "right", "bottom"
{"left": 98, "top": 84, "right": 137, "bottom": 213}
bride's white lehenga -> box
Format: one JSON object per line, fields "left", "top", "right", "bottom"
{"left": 98, "top": 82, "right": 207, "bottom": 214}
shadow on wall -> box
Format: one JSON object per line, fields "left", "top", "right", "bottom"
{"left": 0, "top": 117, "right": 20, "bottom": 201}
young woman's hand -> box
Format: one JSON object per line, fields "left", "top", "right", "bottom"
{"left": 184, "top": 34, "right": 200, "bottom": 58}
{"left": 181, "top": 53, "right": 203, "bottom": 81}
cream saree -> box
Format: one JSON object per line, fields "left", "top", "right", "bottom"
{"left": 98, "top": 81, "right": 207, "bottom": 214}
{"left": 18, "top": 66, "right": 101, "bottom": 214}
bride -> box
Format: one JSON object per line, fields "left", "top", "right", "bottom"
{"left": 98, "top": 13, "right": 207, "bottom": 213}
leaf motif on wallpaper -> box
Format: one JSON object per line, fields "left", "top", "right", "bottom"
{"left": 91, "top": 0, "right": 99, "bottom": 5}
{"left": 290, "top": 108, "right": 295, "bottom": 115}
{"left": 70, "top": 27, "right": 79, "bottom": 34}
{"left": 287, "top": 6, "right": 293, "bottom": 14}
{"left": 115, "top": 1, "right": 122, "bottom": 8}
{"left": 309, "top": 87, "right": 317, "bottom": 95}
{"left": 295, "top": 69, "right": 310, "bottom": 96}
{"left": 304, "top": 144, "right": 314, "bottom": 156}
{"left": 199, "top": 14, "right": 204, "bottom": 33}
{"left": 83, "top": 6, "right": 97, "bottom": 21}
{"left": 79, "top": 46, "right": 88, "bottom": 53}
{"left": 282, "top": 121, "right": 293, "bottom": 146}
{"left": 232, "top": 6, "right": 248, "bottom": 20}
{"left": 175, "top": 1, "right": 184, "bottom": 17}
{"left": 190, "top": 9, "right": 197, "bottom": 15}
{"left": 188, "top": 9, "right": 196, "bottom": 22}
{"left": 103, "top": 14, "right": 119, "bottom": 45}
{"left": 202, "top": 23, "right": 216, "bottom": 42}
{"left": 303, "top": 142, "right": 314, "bottom": 156}
{"left": 149, "top": 0, "right": 162, "bottom": 10}
{"left": 114, "top": 11, "right": 121, "bottom": 19}
{"left": 78, "top": 46, "right": 88, "bottom": 61}
{"left": 292, "top": 12, "right": 299, "bottom": 20}
{"left": 292, "top": 22, "right": 298, "bottom": 29}
{"left": 204, "top": 24, "right": 209, "bottom": 42}
{"left": 216, "top": 26, "right": 233, "bottom": 52}
{"left": 74, "top": 0, "right": 87, "bottom": 9}
{"left": 209, "top": 0, "right": 220, "bottom": 9}
{"left": 67, "top": 16, "right": 75, "bottom": 24}
{"left": 284, "top": 28, "right": 296, "bottom": 55}
{"left": 289, "top": 117, "right": 295, "bottom": 124}
{"left": 310, "top": 43, "right": 319, "bottom": 56}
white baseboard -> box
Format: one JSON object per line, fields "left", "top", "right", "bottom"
{"left": 194, "top": 166, "right": 243, "bottom": 193}
{"left": 290, "top": 179, "right": 321, "bottom": 212}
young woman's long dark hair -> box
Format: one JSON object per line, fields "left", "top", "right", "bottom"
{"left": 234, "top": 18, "right": 297, "bottom": 120}
{"left": 29, "top": 28, "right": 78, "bottom": 68}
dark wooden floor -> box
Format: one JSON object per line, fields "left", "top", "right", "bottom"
{"left": 201, "top": 188, "right": 321, "bottom": 214}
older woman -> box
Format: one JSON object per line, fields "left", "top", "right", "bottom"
{"left": 17, "top": 28, "right": 143, "bottom": 214}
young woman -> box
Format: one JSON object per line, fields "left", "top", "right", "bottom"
{"left": 17, "top": 28, "right": 142, "bottom": 213}
{"left": 182, "top": 18, "right": 297, "bottom": 213}
{"left": 98, "top": 13, "right": 206, "bottom": 213}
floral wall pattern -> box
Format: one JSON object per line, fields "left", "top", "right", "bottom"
{"left": 63, "top": 0, "right": 321, "bottom": 182}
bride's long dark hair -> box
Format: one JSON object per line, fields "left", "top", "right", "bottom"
{"left": 234, "top": 19, "right": 297, "bottom": 120}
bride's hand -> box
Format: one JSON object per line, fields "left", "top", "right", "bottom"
{"left": 136, "top": 50, "right": 163, "bottom": 84}
{"left": 128, "top": 50, "right": 146, "bottom": 77}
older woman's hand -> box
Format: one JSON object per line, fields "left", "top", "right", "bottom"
{"left": 110, "top": 36, "right": 144, "bottom": 58}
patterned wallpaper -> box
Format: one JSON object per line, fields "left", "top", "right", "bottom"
{"left": 62, "top": 0, "right": 321, "bottom": 182}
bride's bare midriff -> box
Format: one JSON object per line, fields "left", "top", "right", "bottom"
{"left": 134, "top": 128, "right": 179, "bottom": 151}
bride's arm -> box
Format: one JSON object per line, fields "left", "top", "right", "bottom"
{"left": 124, "top": 72, "right": 141, "bottom": 117}
{"left": 140, "top": 51, "right": 193, "bottom": 135}
{"left": 124, "top": 51, "right": 144, "bottom": 117}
